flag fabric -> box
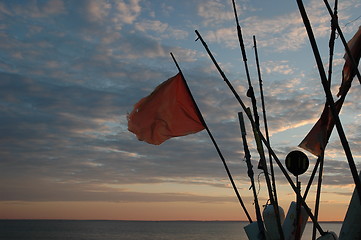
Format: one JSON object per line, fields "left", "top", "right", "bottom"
{"left": 298, "top": 97, "right": 344, "bottom": 157}
{"left": 337, "top": 26, "right": 361, "bottom": 97}
{"left": 299, "top": 26, "right": 361, "bottom": 156}
{"left": 128, "top": 73, "right": 205, "bottom": 145}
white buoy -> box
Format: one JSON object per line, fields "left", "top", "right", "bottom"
{"left": 316, "top": 231, "right": 338, "bottom": 240}
{"left": 244, "top": 222, "right": 267, "bottom": 240}
{"left": 282, "top": 201, "right": 308, "bottom": 240}
{"left": 262, "top": 204, "right": 285, "bottom": 240}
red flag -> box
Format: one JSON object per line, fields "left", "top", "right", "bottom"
{"left": 128, "top": 73, "right": 205, "bottom": 145}
{"left": 337, "top": 26, "right": 361, "bottom": 97}
{"left": 299, "top": 27, "right": 361, "bottom": 156}
{"left": 299, "top": 98, "right": 344, "bottom": 156}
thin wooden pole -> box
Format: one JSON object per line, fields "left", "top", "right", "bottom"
{"left": 253, "top": 35, "right": 276, "bottom": 187}
{"left": 170, "top": 52, "right": 253, "bottom": 223}
{"left": 303, "top": 156, "right": 321, "bottom": 200}
{"left": 296, "top": 177, "right": 301, "bottom": 240}
{"left": 323, "top": 0, "right": 361, "bottom": 84}
{"left": 312, "top": 153, "right": 325, "bottom": 240}
{"left": 253, "top": 36, "right": 285, "bottom": 240}
{"left": 253, "top": 34, "right": 280, "bottom": 205}
{"left": 194, "top": 30, "right": 326, "bottom": 235}
{"left": 305, "top": 0, "right": 338, "bottom": 203}
{"left": 229, "top": 6, "right": 284, "bottom": 237}
{"left": 231, "top": 0, "right": 260, "bottom": 128}
{"left": 296, "top": 0, "right": 361, "bottom": 204}
{"left": 326, "top": 0, "right": 338, "bottom": 88}
{"left": 196, "top": 26, "right": 275, "bottom": 208}
{"left": 238, "top": 112, "right": 266, "bottom": 238}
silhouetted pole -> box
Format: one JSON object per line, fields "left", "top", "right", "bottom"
{"left": 253, "top": 34, "right": 281, "bottom": 210}
{"left": 312, "top": 153, "right": 325, "bottom": 240}
{"left": 195, "top": 30, "right": 326, "bottom": 236}
{"left": 296, "top": 0, "right": 361, "bottom": 204}
{"left": 238, "top": 112, "right": 265, "bottom": 238}
{"left": 231, "top": 0, "right": 259, "bottom": 128}
{"left": 170, "top": 52, "right": 253, "bottom": 223}
{"left": 323, "top": 0, "right": 361, "bottom": 84}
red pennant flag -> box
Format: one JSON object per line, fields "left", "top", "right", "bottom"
{"left": 299, "top": 27, "right": 361, "bottom": 156}
{"left": 337, "top": 26, "right": 361, "bottom": 97}
{"left": 299, "top": 98, "right": 344, "bottom": 156}
{"left": 128, "top": 73, "right": 205, "bottom": 145}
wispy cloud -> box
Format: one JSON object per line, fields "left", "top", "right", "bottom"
{"left": 0, "top": 0, "right": 361, "bottom": 221}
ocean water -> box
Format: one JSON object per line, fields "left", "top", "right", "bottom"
{"left": 0, "top": 220, "right": 342, "bottom": 240}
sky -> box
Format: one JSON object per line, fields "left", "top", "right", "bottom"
{"left": 1, "top": 0, "right": 361, "bottom": 222}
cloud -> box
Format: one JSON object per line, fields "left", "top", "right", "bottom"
{"left": 201, "top": 0, "right": 361, "bottom": 52}
{"left": 134, "top": 20, "right": 188, "bottom": 41}
{"left": 135, "top": 20, "right": 168, "bottom": 33}
{"left": 85, "top": 0, "right": 111, "bottom": 22}
{"left": 197, "top": 0, "right": 234, "bottom": 27}
{"left": 3, "top": 0, "right": 66, "bottom": 18}
{"left": 116, "top": 0, "right": 141, "bottom": 24}
{"left": 0, "top": 0, "right": 360, "bottom": 216}
{"left": 264, "top": 60, "right": 295, "bottom": 75}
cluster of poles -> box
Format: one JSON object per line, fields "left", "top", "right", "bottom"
{"left": 170, "top": 0, "right": 361, "bottom": 239}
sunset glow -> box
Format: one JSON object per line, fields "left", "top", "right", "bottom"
{"left": 1, "top": 0, "right": 361, "bottom": 223}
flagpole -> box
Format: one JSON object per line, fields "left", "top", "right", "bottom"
{"left": 238, "top": 112, "right": 266, "bottom": 238}
{"left": 310, "top": 6, "right": 336, "bottom": 238}
{"left": 194, "top": 30, "right": 326, "bottom": 235}
{"left": 231, "top": 0, "right": 282, "bottom": 210}
{"left": 196, "top": 26, "right": 275, "bottom": 206}
{"left": 295, "top": 0, "right": 361, "bottom": 204}
{"left": 303, "top": 156, "right": 321, "bottom": 200}
{"left": 232, "top": 0, "right": 281, "bottom": 211}
{"left": 170, "top": 52, "right": 253, "bottom": 223}
{"left": 326, "top": 0, "right": 338, "bottom": 88}
{"left": 253, "top": 35, "right": 279, "bottom": 197}
{"left": 312, "top": 152, "right": 325, "bottom": 240}
{"left": 323, "top": 0, "right": 361, "bottom": 84}
{"left": 231, "top": 0, "right": 260, "bottom": 128}
{"left": 253, "top": 35, "right": 285, "bottom": 240}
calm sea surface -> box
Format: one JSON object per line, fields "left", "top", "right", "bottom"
{"left": 0, "top": 220, "right": 342, "bottom": 240}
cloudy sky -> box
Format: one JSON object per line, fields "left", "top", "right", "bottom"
{"left": 1, "top": 0, "right": 361, "bottom": 222}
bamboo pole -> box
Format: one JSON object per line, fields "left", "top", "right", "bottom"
{"left": 323, "top": 0, "right": 361, "bottom": 84}
{"left": 253, "top": 34, "right": 281, "bottom": 206}
{"left": 231, "top": 3, "right": 285, "bottom": 238}
{"left": 170, "top": 52, "right": 253, "bottom": 223}
{"left": 312, "top": 153, "right": 325, "bottom": 240}
{"left": 231, "top": 0, "right": 260, "bottom": 128}
{"left": 303, "top": 156, "right": 321, "bottom": 200}
{"left": 295, "top": 0, "right": 361, "bottom": 204}
{"left": 238, "top": 112, "right": 266, "bottom": 238}
{"left": 195, "top": 30, "right": 326, "bottom": 236}
{"left": 253, "top": 36, "right": 285, "bottom": 240}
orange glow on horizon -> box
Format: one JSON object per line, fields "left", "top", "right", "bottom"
{"left": 0, "top": 199, "right": 349, "bottom": 222}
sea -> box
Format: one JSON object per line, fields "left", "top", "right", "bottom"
{"left": 0, "top": 220, "right": 342, "bottom": 240}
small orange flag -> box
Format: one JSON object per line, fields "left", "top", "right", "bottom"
{"left": 128, "top": 73, "right": 205, "bottom": 145}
